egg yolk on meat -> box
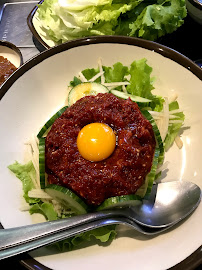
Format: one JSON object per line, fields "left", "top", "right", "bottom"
{"left": 77, "top": 123, "right": 116, "bottom": 162}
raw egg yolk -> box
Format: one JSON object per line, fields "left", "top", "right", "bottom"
{"left": 77, "top": 123, "right": 116, "bottom": 162}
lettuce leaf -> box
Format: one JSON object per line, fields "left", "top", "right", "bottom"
{"left": 29, "top": 202, "right": 58, "bottom": 221}
{"left": 55, "top": 225, "right": 117, "bottom": 251}
{"left": 36, "top": 0, "right": 187, "bottom": 43}
{"left": 8, "top": 161, "right": 40, "bottom": 204}
{"left": 128, "top": 0, "right": 187, "bottom": 40}
{"left": 164, "top": 100, "right": 185, "bottom": 151}
{"left": 126, "top": 58, "right": 155, "bottom": 99}
{"left": 8, "top": 160, "right": 117, "bottom": 251}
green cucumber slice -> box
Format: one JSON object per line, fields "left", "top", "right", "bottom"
{"left": 96, "top": 194, "right": 141, "bottom": 211}
{"left": 68, "top": 82, "right": 109, "bottom": 106}
{"left": 39, "top": 137, "right": 46, "bottom": 189}
{"left": 136, "top": 147, "right": 160, "bottom": 198}
{"left": 45, "top": 184, "right": 88, "bottom": 214}
{"left": 110, "top": 90, "right": 151, "bottom": 103}
{"left": 37, "top": 106, "right": 68, "bottom": 138}
{"left": 145, "top": 147, "right": 160, "bottom": 196}
{"left": 141, "top": 110, "right": 164, "bottom": 163}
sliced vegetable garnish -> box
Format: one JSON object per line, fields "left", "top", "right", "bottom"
{"left": 39, "top": 137, "right": 46, "bottom": 189}
{"left": 45, "top": 184, "right": 89, "bottom": 214}
{"left": 96, "top": 194, "right": 141, "bottom": 211}
{"left": 68, "top": 82, "right": 109, "bottom": 106}
{"left": 37, "top": 106, "right": 68, "bottom": 138}
{"left": 145, "top": 148, "right": 160, "bottom": 196}
{"left": 110, "top": 89, "right": 151, "bottom": 103}
{"left": 136, "top": 148, "right": 160, "bottom": 198}
{"left": 141, "top": 110, "right": 164, "bottom": 163}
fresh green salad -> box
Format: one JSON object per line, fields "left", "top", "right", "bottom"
{"left": 36, "top": 0, "right": 187, "bottom": 44}
{"left": 8, "top": 58, "right": 184, "bottom": 251}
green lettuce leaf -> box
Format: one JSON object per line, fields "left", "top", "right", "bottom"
{"left": 8, "top": 160, "right": 118, "bottom": 251}
{"left": 164, "top": 100, "right": 185, "bottom": 151}
{"left": 55, "top": 225, "right": 117, "bottom": 251}
{"left": 29, "top": 202, "right": 58, "bottom": 221}
{"left": 128, "top": 0, "right": 187, "bottom": 41}
{"left": 126, "top": 58, "right": 155, "bottom": 99}
{"left": 103, "top": 62, "right": 129, "bottom": 83}
{"left": 8, "top": 161, "right": 40, "bottom": 204}
{"left": 36, "top": 0, "right": 187, "bottom": 43}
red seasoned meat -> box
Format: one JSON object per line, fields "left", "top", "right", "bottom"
{"left": 45, "top": 93, "right": 156, "bottom": 206}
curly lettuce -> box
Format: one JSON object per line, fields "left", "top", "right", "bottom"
{"left": 36, "top": 0, "right": 187, "bottom": 44}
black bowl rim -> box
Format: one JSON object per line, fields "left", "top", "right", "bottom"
{"left": 0, "top": 40, "right": 23, "bottom": 66}
{"left": 27, "top": 0, "right": 50, "bottom": 50}
{"left": 0, "top": 36, "right": 201, "bottom": 270}
{"left": 187, "top": 0, "right": 202, "bottom": 10}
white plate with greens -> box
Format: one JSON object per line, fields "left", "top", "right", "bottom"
{"left": 27, "top": 0, "right": 187, "bottom": 49}
{"left": 0, "top": 36, "right": 202, "bottom": 270}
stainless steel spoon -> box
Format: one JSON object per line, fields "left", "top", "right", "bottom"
{"left": 0, "top": 180, "right": 201, "bottom": 260}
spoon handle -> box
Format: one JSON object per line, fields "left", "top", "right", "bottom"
{"left": 0, "top": 210, "right": 119, "bottom": 251}
{"left": 0, "top": 217, "right": 123, "bottom": 260}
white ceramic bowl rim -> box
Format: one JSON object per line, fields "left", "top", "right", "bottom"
{"left": 0, "top": 36, "right": 201, "bottom": 102}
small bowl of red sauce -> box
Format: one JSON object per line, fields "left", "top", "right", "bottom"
{"left": 0, "top": 41, "right": 23, "bottom": 87}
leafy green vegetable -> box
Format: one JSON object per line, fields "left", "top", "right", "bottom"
{"left": 8, "top": 160, "right": 117, "bottom": 251}
{"left": 36, "top": 0, "right": 187, "bottom": 44}
{"left": 128, "top": 0, "right": 187, "bottom": 40}
{"left": 29, "top": 202, "right": 58, "bottom": 221}
{"left": 55, "top": 225, "right": 117, "bottom": 251}
{"left": 126, "top": 58, "right": 155, "bottom": 99}
{"left": 8, "top": 161, "right": 39, "bottom": 204}
{"left": 164, "top": 100, "right": 185, "bottom": 150}
{"left": 70, "top": 76, "right": 82, "bottom": 87}
{"left": 103, "top": 62, "right": 129, "bottom": 83}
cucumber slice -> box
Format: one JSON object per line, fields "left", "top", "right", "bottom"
{"left": 45, "top": 184, "right": 89, "bottom": 214}
{"left": 136, "top": 147, "right": 160, "bottom": 198}
{"left": 68, "top": 82, "right": 109, "bottom": 106}
{"left": 37, "top": 106, "right": 68, "bottom": 138}
{"left": 141, "top": 110, "right": 164, "bottom": 163}
{"left": 110, "top": 90, "right": 151, "bottom": 103}
{"left": 145, "top": 147, "right": 160, "bottom": 196}
{"left": 39, "top": 137, "right": 46, "bottom": 189}
{"left": 96, "top": 194, "right": 141, "bottom": 211}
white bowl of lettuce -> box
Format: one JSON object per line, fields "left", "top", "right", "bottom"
{"left": 0, "top": 36, "right": 202, "bottom": 270}
{"left": 27, "top": 0, "right": 188, "bottom": 48}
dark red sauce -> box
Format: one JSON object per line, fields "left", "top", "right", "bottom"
{"left": 45, "top": 93, "right": 156, "bottom": 206}
{"left": 0, "top": 56, "right": 17, "bottom": 86}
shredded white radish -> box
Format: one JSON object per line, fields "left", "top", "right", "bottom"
{"left": 78, "top": 72, "right": 88, "bottom": 82}
{"left": 26, "top": 135, "right": 40, "bottom": 188}
{"left": 28, "top": 189, "right": 52, "bottom": 199}
{"left": 169, "top": 120, "right": 184, "bottom": 124}
{"left": 175, "top": 135, "right": 183, "bottom": 149}
{"left": 30, "top": 173, "right": 40, "bottom": 190}
{"left": 122, "top": 84, "right": 127, "bottom": 93}
{"left": 169, "top": 109, "right": 182, "bottom": 114}
{"left": 169, "top": 114, "right": 181, "bottom": 119}
{"left": 89, "top": 71, "right": 105, "bottom": 82}
{"left": 98, "top": 58, "right": 105, "bottom": 84}
{"left": 168, "top": 93, "right": 178, "bottom": 103}
{"left": 156, "top": 97, "right": 169, "bottom": 142}
{"left": 19, "top": 203, "right": 31, "bottom": 211}
{"left": 103, "top": 82, "right": 130, "bottom": 87}
{"left": 156, "top": 161, "right": 169, "bottom": 174}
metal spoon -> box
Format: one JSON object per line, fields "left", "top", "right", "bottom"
{"left": 0, "top": 181, "right": 201, "bottom": 260}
